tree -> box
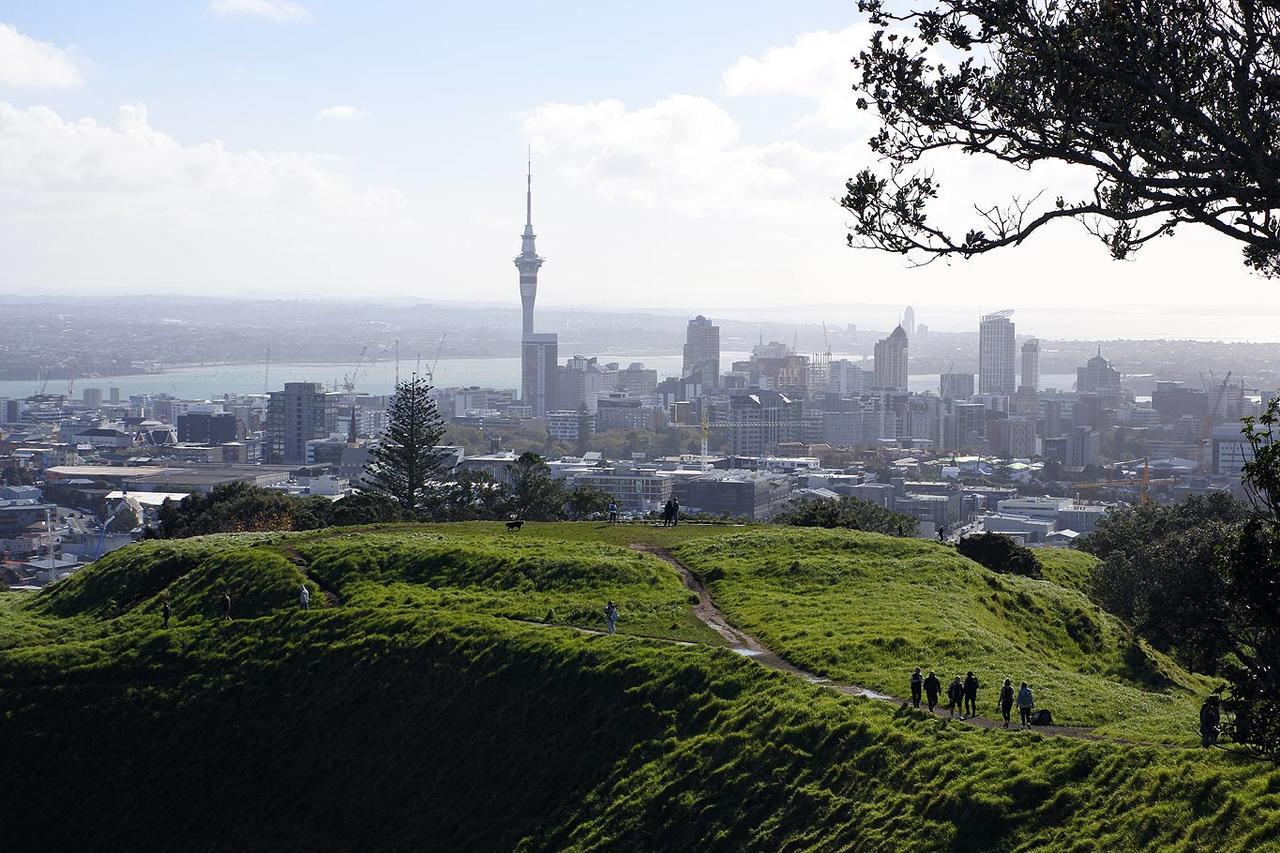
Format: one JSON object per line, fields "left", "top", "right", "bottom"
{"left": 843, "top": 0, "right": 1280, "bottom": 275}
{"left": 566, "top": 484, "right": 614, "bottom": 521}
{"left": 364, "top": 374, "right": 447, "bottom": 514}
{"left": 774, "top": 496, "right": 917, "bottom": 537}
{"left": 158, "top": 481, "right": 298, "bottom": 537}
{"left": 506, "top": 452, "right": 567, "bottom": 521}
{"left": 423, "top": 471, "right": 509, "bottom": 521}
{"left": 956, "top": 532, "right": 1042, "bottom": 579}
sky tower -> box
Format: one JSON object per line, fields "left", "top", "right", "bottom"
{"left": 515, "top": 153, "right": 543, "bottom": 335}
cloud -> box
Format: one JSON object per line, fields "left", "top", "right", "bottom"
{"left": 523, "top": 95, "right": 855, "bottom": 221}
{"left": 208, "top": 0, "right": 308, "bottom": 22}
{"left": 722, "top": 24, "right": 880, "bottom": 131}
{"left": 0, "top": 23, "right": 83, "bottom": 89}
{"left": 316, "top": 105, "right": 366, "bottom": 122}
{"left": 0, "top": 100, "right": 414, "bottom": 292}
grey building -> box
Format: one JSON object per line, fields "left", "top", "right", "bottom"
{"left": 940, "top": 373, "right": 975, "bottom": 401}
{"left": 266, "top": 382, "right": 338, "bottom": 464}
{"left": 728, "top": 390, "right": 802, "bottom": 456}
{"left": 872, "top": 325, "right": 909, "bottom": 391}
{"left": 682, "top": 315, "right": 720, "bottom": 389}
{"left": 177, "top": 411, "right": 238, "bottom": 444}
{"left": 674, "top": 470, "right": 793, "bottom": 519}
{"left": 521, "top": 333, "right": 558, "bottom": 417}
{"left": 979, "top": 310, "right": 1016, "bottom": 395}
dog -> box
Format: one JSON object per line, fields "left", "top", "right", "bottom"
{"left": 505, "top": 520, "right": 524, "bottom": 531}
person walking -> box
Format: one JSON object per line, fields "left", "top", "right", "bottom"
{"left": 1017, "top": 681, "right": 1034, "bottom": 728}
{"left": 923, "top": 671, "right": 941, "bottom": 712}
{"left": 661, "top": 499, "right": 674, "bottom": 527}
{"left": 947, "top": 676, "right": 965, "bottom": 719}
{"left": 604, "top": 600, "right": 619, "bottom": 635}
{"left": 608, "top": 501, "right": 619, "bottom": 524}
{"left": 221, "top": 592, "right": 232, "bottom": 622}
{"left": 299, "top": 583, "right": 311, "bottom": 611}
{"left": 909, "top": 667, "right": 924, "bottom": 709}
{"left": 963, "top": 671, "right": 980, "bottom": 718}
{"left": 1200, "top": 696, "right": 1221, "bottom": 748}
{"left": 999, "top": 678, "right": 1015, "bottom": 728}
{"left": 671, "top": 498, "right": 680, "bottom": 526}
{"left": 161, "top": 596, "right": 172, "bottom": 629}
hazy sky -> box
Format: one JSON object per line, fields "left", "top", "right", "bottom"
{"left": 2, "top": 2, "right": 1279, "bottom": 339}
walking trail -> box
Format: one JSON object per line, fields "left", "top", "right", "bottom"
{"left": 630, "top": 544, "right": 1120, "bottom": 744}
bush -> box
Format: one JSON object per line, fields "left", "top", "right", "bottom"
{"left": 957, "top": 532, "right": 1042, "bottom": 578}
{"left": 773, "top": 496, "right": 917, "bottom": 537}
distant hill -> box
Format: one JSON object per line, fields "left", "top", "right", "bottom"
{"left": 1, "top": 523, "right": 1274, "bottom": 851}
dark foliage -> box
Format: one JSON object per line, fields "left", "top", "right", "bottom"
{"left": 844, "top": 0, "right": 1280, "bottom": 275}
{"left": 506, "top": 453, "right": 568, "bottom": 521}
{"left": 158, "top": 482, "right": 407, "bottom": 538}
{"left": 423, "top": 471, "right": 510, "bottom": 522}
{"left": 365, "top": 374, "right": 448, "bottom": 512}
{"left": 956, "top": 532, "right": 1042, "bottom": 578}
{"left": 565, "top": 484, "right": 615, "bottom": 521}
{"left": 773, "top": 496, "right": 917, "bottom": 537}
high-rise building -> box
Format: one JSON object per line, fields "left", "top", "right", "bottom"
{"left": 1021, "top": 338, "right": 1039, "bottom": 391}
{"left": 979, "top": 310, "right": 1016, "bottom": 395}
{"left": 109, "top": 387, "right": 121, "bottom": 404}
{"left": 521, "top": 334, "right": 558, "bottom": 417}
{"left": 903, "top": 305, "right": 916, "bottom": 336}
{"left": 728, "top": 390, "right": 802, "bottom": 456}
{"left": 872, "top": 325, "right": 909, "bottom": 391}
{"left": 617, "top": 362, "right": 658, "bottom": 395}
{"left": 177, "top": 411, "right": 239, "bottom": 444}
{"left": 82, "top": 387, "right": 103, "bottom": 408}
{"left": 828, "top": 360, "right": 864, "bottom": 396}
{"left": 266, "top": 382, "right": 338, "bottom": 464}
{"left": 940, "top": 373, "right": 975, "bottom": 400}
{"left": 682, "top": 315, "right": 720, "bottom": 390}
{"left": 1077, "top": 349, "right": 1122, "bottom": 394}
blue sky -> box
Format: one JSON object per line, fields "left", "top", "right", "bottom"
{"left": 2, "top": 2, "right": 1278, "bottom": 338}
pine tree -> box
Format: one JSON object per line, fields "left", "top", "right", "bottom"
{"left": 364, "top": 374, "right": 447, "bottom": 513}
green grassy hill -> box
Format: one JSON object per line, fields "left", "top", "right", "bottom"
{"left": 1, "top": 522, "right": 1275, "bottom": 851}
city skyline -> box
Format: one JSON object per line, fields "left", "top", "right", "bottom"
{"left": 3, "top": 5, "right": 1280, "bottom": 340}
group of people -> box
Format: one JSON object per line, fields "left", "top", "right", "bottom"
{"left": 158, "top": 583, "right": 314, "bottom": 628}
{"left": 659, "top": 498, "right": 681, "bottom": 526}
{"left": 909, "top": 668, "right": 1038, "bottom": 729}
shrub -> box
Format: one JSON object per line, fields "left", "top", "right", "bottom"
{"left": 957, "top": 533, "right": 1042, "bottom": 578}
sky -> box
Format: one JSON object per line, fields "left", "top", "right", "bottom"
{"left": 2, "top": 1, "right": 1278, "bottom": 339}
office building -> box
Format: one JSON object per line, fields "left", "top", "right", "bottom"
{"left": 177, "top": 411, "right": 239, "bottom": 444}
{"left": 82, "top": 388, "right": 103, "bottom": 408}
{"left": 616, "top": 362, "right": 658, "bottom": 395}
{"left": 990, "top": 417, "right": 1037, "bottom": 458}
{"left": 903, "top": 305, "right": 915, "bottom": 336}
{"left": 979, "top": 309, "right": 1016, "bottom": 395}
{"left": 872, "top": 325, "right": 909, "bottom": 391}
{"left": 728, "top": 390, "right": 802, "bottom": 456}
{"left": 828, "top": 360, "right": 865, "bottom": 396}
{"left": 1020, "top": 338, "right": 1039, "bottom": 392}
{"left": 682, "top": 315, "right": 721, "bottom": 389}
{"left": 521, "top": 334, "right": 558, "bottom": 417}
{"left": 940, "top": 372, "right": 975, "bottom": 400}
{"left": 266, "top": 382, "right": 338, "bottom": 464}
{"left": 1078, "top": 350, "right": 1122, "bottom": 394}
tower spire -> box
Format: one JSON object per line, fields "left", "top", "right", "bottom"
{"left": 526, "top": 146, "right": 532, "bottom": 228}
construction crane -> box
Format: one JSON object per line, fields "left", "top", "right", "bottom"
{"left": 424, "top": 334, "right": 447, "bottom": 383}
{"left": 1198, "top": 371, "right": 1233, "bottom": 472}
{"left": 341, "top": 345, "right": 370, "bottom": 394}
{"left": 1074, "top": 457, "right": 1173, "bottom": 503}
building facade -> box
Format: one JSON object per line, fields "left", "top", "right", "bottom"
{"left": 682, "top": 315, "right": 721, "bottom": 389}
{"left": 978, "top": 310, "right": 1016, "bottom": 395}
{"left": 265, "top": 382, "right": 338, "bottom": 464}
{"left": 872, "top": 325, "right": 909, "bottom": 391}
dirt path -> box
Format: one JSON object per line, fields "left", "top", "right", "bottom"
{"left": 631, "top": 544, "right": 1124, "bottom": 744}
{"left": 277, "top": 545, "right": 343, "bottom": 607}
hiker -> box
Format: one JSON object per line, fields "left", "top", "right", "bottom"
{"left": 1200, "top": 696, "right": 1221, "bottom": 748}
{"left": 222, "top": 592, "right": 232, "bottom": 622}
{"left": 947, "top": 676, "right": 965, "bottom": 719}
{"left": 923, "top": 671, "right": 941, "bottom": 712}
{"left": 1017, "top": 682, "right": 1034, "bottom": 728}
{"left": 909, "top": 667, "right": 923, "bottom": 709}
{"left": 664, "top": 499, "right": 677, "bottom": 526}
{"left": 299, "top": 583, "right": 311, "bottom": 611}
{"left": 999, "top": 678, "right": 1015, "bottom": 728}
{"left": 937, "top": 525, "right": 946, "bottom": 542}
{"left": 162, "top": 596, "right": 172, "bottom": 629}
{"left": 671, "top": 498, "right": 680, "bottom": 526}
{"left": 604, "top": 600, "right": 619, "bottom": 635}
{"left": 608, "top": 501, "right": 619, "bottom": 524}
{"left": 963, "top": 671, "right": 980, "bottom": 718}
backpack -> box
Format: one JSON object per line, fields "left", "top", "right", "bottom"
{"left": 1030, "top": 709, "right": 1054, "bottom": 726}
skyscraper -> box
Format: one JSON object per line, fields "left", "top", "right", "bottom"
{"left": 1077, "top": 349, "right": 1122, "bottom": 394}
{"left": 682, "top": 315, "right": 720, "bottom": 389}
{"left": 266, "top": 382, "right": 338, "bottom": 464}
{"left": 903, "top": 305, "right": 916, "bottom": 336}
{"left": 515, "top": 156, "right": 557, "bottom": 413}
{"left": 979, "top": 310, "right": 1016, "bottom": 395}
{"left": 1021, "top": 338, "right": 1040, "bottom": 391}
{"left": 872, "top": 325, "right": 909, "bottom": 391}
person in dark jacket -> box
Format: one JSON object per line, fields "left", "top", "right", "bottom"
{"left": 947, "top": 676, "right": 965, "bottom": 719}
{"left": 910, "top": 667, "right": 924, "bottom": 709}
{"left": 671, "top": 498, "right": 681, "bottom": 526}
{"left": 923, "top": 671, "right": 941, "bottom": 712}
{"left": 162, "top": 596, "right": 172, "bottom": 629}
{"left": 1200, "top": 696, "right": 1221, "bottom": 747}
{"left": 999, "top": 678, "right": 1015, "bottom": 728}
{"left": 963, "top": 671, "right": 980, "bottom": 718}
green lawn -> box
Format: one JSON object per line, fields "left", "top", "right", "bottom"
{"left": 671, "top": 527, "right": 1209, "bottom": 743}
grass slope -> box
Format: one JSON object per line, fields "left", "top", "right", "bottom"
{"left": 672, "top": 528, "right": 1207, "bottom": 743}
{"left": 0, "top": 522, "right": 1271, "bottom": 851}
